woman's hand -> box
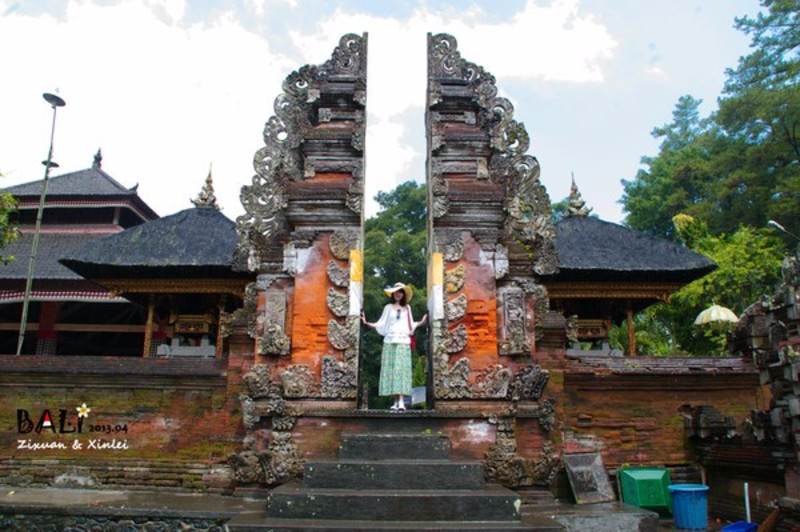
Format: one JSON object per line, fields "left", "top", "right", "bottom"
{"left": 419, "top": 313, "right": 428, "bottom": 326}
{"left": 361, "top": 311, "right": 370, "bottom": 327}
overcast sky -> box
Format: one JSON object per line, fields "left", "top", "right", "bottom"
{"left": 0, "top": 0, "right": 760, "bottom": 223}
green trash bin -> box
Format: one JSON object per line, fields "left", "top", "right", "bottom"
{"left": 618, "top": 467, "right": 671, "bottom": 515}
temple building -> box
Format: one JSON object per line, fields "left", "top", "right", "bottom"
{"left": 0, "top": 32, "right": 776, "bottom": 529}
{"left": 0, "top": 151, "right": 158, "bottom": 355}
{"left": 545, "top": 178, "right": 716, "bottom": 355}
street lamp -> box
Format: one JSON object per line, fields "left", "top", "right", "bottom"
{"left": 16, "top": 92, "right": 66, "bottom": 356}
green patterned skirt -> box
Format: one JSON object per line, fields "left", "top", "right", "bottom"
{"left": 379, "top": 342, "right": 412, "bottom": 396}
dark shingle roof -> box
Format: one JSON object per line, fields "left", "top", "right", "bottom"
{"left": 4, "top": 167, "right": 136, "bottom": 198}
{"left": 550, "top": 216, "right": 716, "bottom": 282}
{"left": 1, "top": 232, "right": 106, "bottom": 280}
{"left": 60, "top": 208, "right": 246, "bottom": 279}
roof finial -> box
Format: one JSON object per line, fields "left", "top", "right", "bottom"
{"left": 92, "top": 148, "right": 102, "bottom": 169}
{"left": 567, "top": 172, "right": 592, "bottom": 217}
{"left": 191, "top": 163, "right": 220, "bottom": 210}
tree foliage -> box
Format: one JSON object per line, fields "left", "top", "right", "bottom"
{"left": 0, "top": 171, "right": 18, "bottom": 264}
{"left": 621, "top": 0, "right": 800, "bottom": 244}
{"left": 361, "top": 181, "right": 428, "bottom": 408}
{"left": 614, "top": 216, "right": 786, "bottom": 356}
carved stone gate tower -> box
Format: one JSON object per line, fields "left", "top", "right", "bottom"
{"left": 230, "top": 32, "right": 561, "bottom": 489}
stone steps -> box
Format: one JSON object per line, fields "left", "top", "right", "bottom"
{"left": 267, "top": 482, "right": 521, "bottom": 521}
{"left": 232, "top": 517, "right": 562, "bottom": 531}
{"left": 251, "top": 432, "right": 562, "bottom": 531}
{"left": 303, "top": 459, "right": 485, "bottom": 489}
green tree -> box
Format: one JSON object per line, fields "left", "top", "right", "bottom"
{"left": 622, "top": 1, "right": 800, "bottom": 243}
{"left": 639, "top": 215, "right": 785, "bottom": 355}
{"left": 361, "top": 181, "right": 428, "bottom": 408}
{"left": 0, "top": 171, "right": 18, "bottom": 263}
{"left": 621, "top": 95, "right": 719, "bottom": 240}
{"left": 716, "top": 0, "right": 800, "bottom": 242}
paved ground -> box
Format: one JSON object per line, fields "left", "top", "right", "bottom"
{"left": 0, "top": 485, "right": 741, "bottom": 530}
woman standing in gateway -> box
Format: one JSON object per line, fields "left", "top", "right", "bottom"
{"left": 361, "top": 282, "right": 427, "bottom": 411}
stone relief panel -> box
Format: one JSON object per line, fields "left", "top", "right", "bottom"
{"left": 446, "top": 293, "right": 467, "bottom": 322}
{"left": 326, "top": 287, "right": 349, "bottom": 318}
{"left": 510, "top": 364, "right": 549, "bottom": 401}
{"left": 329, "top": 229, "right": 360, "bottom": 261}
{"left": 484, "top": 416, "right": 559, "bottom": 488}
{"left": 327, "top": 260, "right": 350, "bottom": 288}
{"left": 279, "top": 365, "right": 314, "bottom": 398}
{"left": 499, "top": 290, "right": 530, "bottom": 356}
{"left": 257, "top": 290, "right": 291, "bottom": 356}
{"left": 445, "top": 265, "right": 466, "bottom": 294}
{"left": 320, "top": 354, "right": 357, "bottom": 398}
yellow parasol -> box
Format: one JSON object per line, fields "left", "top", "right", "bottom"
{"left": 693, "top": 304, "right": 739, "bottom": 326}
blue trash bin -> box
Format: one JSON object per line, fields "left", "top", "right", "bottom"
{"left": 668, "top": 484, "right": 709, "bottom": 529}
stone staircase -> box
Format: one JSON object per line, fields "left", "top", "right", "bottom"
{"left": 239, "top": 432, "right": 563, "bottom": 531}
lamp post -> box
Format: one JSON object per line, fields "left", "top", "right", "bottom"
{"left": 16, "top": 92, "right": 66, "bottom": 356}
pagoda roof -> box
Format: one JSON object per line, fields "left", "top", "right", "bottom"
{"left": 1, "top": 231, "right": 109, "bottom": 280}
{"left": 549, "top": 215, "right": 716, "bottom": 283}
{"left": 60, "top": 207, "right": 248, "bottom": 279}
{"left": 5, "top": 166, "right": 158, "bottom": 220}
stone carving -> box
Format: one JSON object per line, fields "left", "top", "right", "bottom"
{"left": 430, "top": 169, "right": 449, "bottom": 219}
{"left": 446, "top": 293, "right": 467, "bottom": 322}
{"left": 289, "top": 230, "right": 320, "bottom": 249}
{"left": 346, "top": 165, "right": 364, "bottom": 213}
{"left": 329, "top": 229, "right": 360, "bottom": 260}
{"left": 443, "top": 232, "right": 465, "bottom": 262}
{"left": 499, "top": 290, "right": 530, "bottom": 356}
{"left": 444, "top": 323, "right": 468, "bottom": 353}
{"left": 229, "top": 433, "right": 268, "bottom": 484}
{"left": 510, "top": 364, "right": 549, "bottom": 401}
{"left": 320, "top": 355, "right": 357, "bottom": 398}
{"left": 565, "top": 314, "right": 579, "bottom": 344}
{"left": 243, "top": 364, "right": 278, "bottom": 398}
{"left": 494, "top": 244, "right": 509, "bottom": 279}
{"left": 521, "top": 280, "right": 550, "bottom": 341}
{"left": 272, "top": 414, "right": 297, "bottom": 431}
{"left": 327, "top": 259, "right": 350, "bottom": 288}
{"left": 279, "top": 365, "right": 314, "bottom": 398}
{"left": 435, "top": 357, "right": 471, "bottom": 399}
{"left": 328, "top": 316, "right": 359, "bottom": 351}
{"left": 475, "top": 364, "right": 512, "bottom": 398}
{"left": 445, "top": 265, "right": 466, "bottom": 293}
{"left": 327, "top": 287, "right": 349, "bottom": 317}
{"left": 258, "top": 291, "right": 291, "bottom": 356}
{"left": 263, "top": 431, "right": 304, "bottom": 485}
{"left": 567, "top": 175, "right": 592, "bottom": 217}
{"left": 234, "top": 33, "right": 367, "bottom": 273}
{"left": 239, "top": 394, "right": 259, "bottom": 429}
{"left": 191, "top": 166, "right": 221, "bottom": 210}
{"left": 221, "top": 282, "right": 258, "bottom": 339}
{"left": 0, "top": 515, "right": 228, "bottom": 531}
{"left": 484, "top": 417, "right": 560, "bottom": 488}
{"left": 427, "top": 33, "right": 558, "bottom": 278}
{"left": 536, "top": 398, "right": 557, "bottom": 433}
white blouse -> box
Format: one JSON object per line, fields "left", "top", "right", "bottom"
{"left": 373, "top": 303, "right": 419, "bottom": 344}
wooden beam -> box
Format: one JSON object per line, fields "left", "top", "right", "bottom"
{"left": 143, "top": 294, "right": 155, "bottom": 358}
{"left": 627, "top": 301, "right": 637, "bottom": 357}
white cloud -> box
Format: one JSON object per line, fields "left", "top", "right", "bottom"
{"left": 288, "top": 0, "right": 616, "bottom": 215}
{"left": 1, "top": 0, "right": 292, "bottom": 218}
{"left": 1, "top": 0, "right": 616, "bottom": 221}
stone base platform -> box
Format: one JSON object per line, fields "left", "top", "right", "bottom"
{"left": 0, "top": 486, "right": 672, "bottom": 531}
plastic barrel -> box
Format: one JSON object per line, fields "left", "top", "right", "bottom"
{"left": 668, "top": 484, "right": 709, "bottom": 529}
